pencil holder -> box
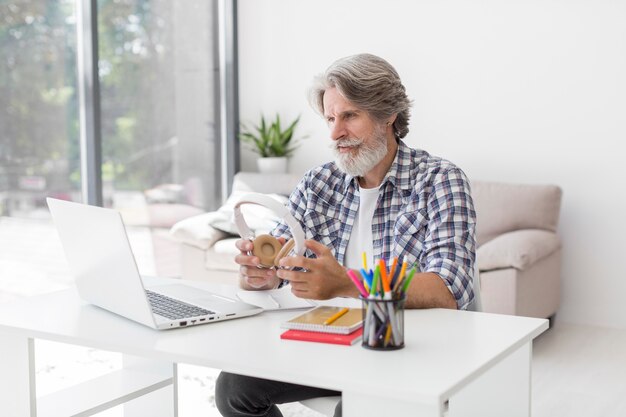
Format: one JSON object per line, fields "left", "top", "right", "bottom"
{"left": 360, "top": 295, "right": 406, "bottom": 350}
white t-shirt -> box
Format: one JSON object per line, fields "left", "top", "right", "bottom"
{"left": 344, "top": 185, "right": 380, "bottom": 270}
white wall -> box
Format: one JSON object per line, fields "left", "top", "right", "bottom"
{"left": 237, "top": 0, "right": 626, "bottom": 329}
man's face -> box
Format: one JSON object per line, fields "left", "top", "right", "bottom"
{"left": 323, "top": 87, "right": 388, "bottom": 177}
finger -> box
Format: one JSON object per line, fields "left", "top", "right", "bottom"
{"left": 277, "top": 268, "right": 308, "bottom": 283}
{"left": 235, "top": 239, "right": 253, "bottom": 252}
{"left": 278, "top": 254, "right": 307, "bottom": 270}
{"left": 304, "top": 239, "right": 330, "bottom": 256}
{"left": 290, "top": 286, "right": 309, "bottom": 297}
{"left": 234, "top": 253, "right": 260, "bottom": 267}
{"left": 245, "top": 276, "right": 272, "bottom": 289}
{"left": 240, "top": 265, "right": 275, "bottom": 279}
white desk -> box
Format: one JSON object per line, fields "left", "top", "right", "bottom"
{"left": 0, "top": 280, "right": 548, "bottom": 417}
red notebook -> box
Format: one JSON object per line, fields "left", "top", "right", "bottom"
{"left": 280, "top": 327, "right": 363, "bottom": 346}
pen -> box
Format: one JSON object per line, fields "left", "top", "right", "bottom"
{"left": 371, "top": 266, "right": 380, "bottom": 297}
{"left": 392, "top": 261, "right": 408, "bottom": 294}
{"left": 323, "top": 307, "right": 349, "bottom": 325}
{"left": 360, "top": 268, "right": 373, "bottom": 289}
{"left": 401, "top": 266, "right": 417, "bottom": 294}
{"left": 347, "top": 269, "right": 369, "bottom": 297}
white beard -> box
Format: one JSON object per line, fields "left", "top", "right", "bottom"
{"left": 330, "top": 128, "right": 388, "bottom": 177}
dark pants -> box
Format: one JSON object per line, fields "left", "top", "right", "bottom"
{"left": 215, "top": 371, "right": 342, "bottom": 417}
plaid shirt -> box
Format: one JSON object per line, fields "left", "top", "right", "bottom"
{"left": 272, "top": 140, "right": 476, "bottom": 310}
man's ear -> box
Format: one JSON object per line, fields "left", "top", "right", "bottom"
{"left": 387, "top": 114, "right": 398, "bottom": 125}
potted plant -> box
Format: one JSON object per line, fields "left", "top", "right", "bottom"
{"left": 239, "top": 114, "right": 303, "bottom": 173}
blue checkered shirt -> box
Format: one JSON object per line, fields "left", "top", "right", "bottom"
{"left": 272, "top": 140, "right": 476, "bottom": 310}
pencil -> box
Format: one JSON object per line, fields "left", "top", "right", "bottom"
{"left": 379, "top": 259, "right": 391, "bottom": 294}
{"left": 362, "top": 252, "right": 368, "bottom": 270}
{"left": 389, "top": 257, "right": 398, "bottom": 284}
{"left": 323, "top": 307, "right": 349, "bottom": 325}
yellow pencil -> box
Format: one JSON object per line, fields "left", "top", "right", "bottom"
{"left": 362, "top": 252, "right": 367, "bottom": 270}
{"left": 323, "top": 307, "right": 349, "bottom": 325}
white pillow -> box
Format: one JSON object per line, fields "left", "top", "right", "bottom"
{"left": 169, "top": 213, "right": 229, "bottom": 250}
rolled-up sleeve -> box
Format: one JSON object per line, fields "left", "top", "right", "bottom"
{"left": 420, "top": 168, "right": 476, "bottom": 309}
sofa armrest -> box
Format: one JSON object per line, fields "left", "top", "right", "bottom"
{"left": 477, "top": 229, "right": 560, "bottom": 271}
{"left": 169, "top": 212, "right": 230, "bottom": 250}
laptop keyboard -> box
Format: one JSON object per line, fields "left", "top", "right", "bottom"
{"left": 146, "top": 290, "right": 215, "bottom": 320}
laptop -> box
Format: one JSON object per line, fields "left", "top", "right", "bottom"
{"left": 47, "top": 198, "right": 262, "bottom": 330}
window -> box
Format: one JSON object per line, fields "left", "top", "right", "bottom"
{"left": 98, "top": 0, "right": 221, "bottom": 214}
{"left": 1, "top": 0, "right": 231, "bottom": 285}
{"left": 0, "top": 0, "right": 81, "bottom": 217}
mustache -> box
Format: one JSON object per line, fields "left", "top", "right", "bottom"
{"left": 329, "top": 138, "right": 362, "bottom": 151}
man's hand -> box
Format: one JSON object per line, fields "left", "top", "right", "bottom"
{"left": 234, "top": 238, "right": 284, "bottom": 290}
{"left": 276, "top": 240, "right": 359, "bottom": 300}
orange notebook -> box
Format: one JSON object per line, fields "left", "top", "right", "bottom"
{"left": 280, "top": 306, "right": 363, "bottom": 335}
{"left": 280, "top": 327, "right": 363, "bottom": 346}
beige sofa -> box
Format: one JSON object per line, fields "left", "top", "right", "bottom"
{"left": 170, "top": 172, "right": 562, "bottom": 318}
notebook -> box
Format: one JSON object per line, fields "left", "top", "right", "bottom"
{"left": 281, "top": 306, "right": 364, "bottom": 335}
{"left": 280, "top": 327, "right": 363, "bottom": 346}
{"left": 47, "top": 198, "right": 263, "bottom": 330}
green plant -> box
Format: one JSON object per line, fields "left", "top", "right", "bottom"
{"left": 239, "top": 114, "right": 302, "bottom": 157}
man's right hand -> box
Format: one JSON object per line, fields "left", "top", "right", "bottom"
{"left": 234, "top": 238, "right": 284, "bottom": 290}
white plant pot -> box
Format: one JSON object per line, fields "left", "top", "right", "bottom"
{"left": 257, "top": 157, "right": 288, "bottom": 174}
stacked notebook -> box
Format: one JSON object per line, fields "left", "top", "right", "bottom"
{"left": 280, "top": 306, "right": 364, "bottom": 346}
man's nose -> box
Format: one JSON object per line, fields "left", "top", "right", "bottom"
{"left": 330, "top": 120, "right": 347, "bottom": 141}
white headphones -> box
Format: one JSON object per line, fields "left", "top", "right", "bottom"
{"left": 233, "top": 193, "right": 305, "bottom": 269}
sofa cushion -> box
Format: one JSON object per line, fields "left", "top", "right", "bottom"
{"left": 477, "top": 229, "right": 561, "bottom": 271}
{"left": 471, "top": 181, "right": 562, "bottom": 246}
{"left": 169, "top": 213, "right": 229, "bottom": 250}
{"left": 205, "top": 238, "right": 240, "bottom": 271}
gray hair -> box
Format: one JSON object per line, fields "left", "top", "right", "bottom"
{"left": 309, "top": 53, "right": 412, "bottom": 139}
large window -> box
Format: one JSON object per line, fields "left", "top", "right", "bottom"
{"left": 98, "top": 0, "right": 221, "bottom": 214}
{"left": 1, "top": 0, "right": 229, "bottom": 289}
{"left": 1, "top": 0, "right": 222, "bottom": 218}
{"left": 0, "top": 0, "right": 81, "bottom": 217}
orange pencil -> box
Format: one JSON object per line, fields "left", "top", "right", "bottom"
{"left": 379, "top": 259, "right": 391, "bottom": 293}
{"left": 389, "top": 257, "right": 398, "bottom": 282}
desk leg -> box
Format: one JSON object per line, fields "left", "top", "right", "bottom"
{"left": 122, "top": 354, "right": 178, "bottom": 417}
{"left": 449, "top": 342, "right": 532, "bottom": 417}
{"left": 0, "top": 333, "right": 36, "bottom": 417}
{"left": 343, "top": 390, "right": 443, "bottom": 417}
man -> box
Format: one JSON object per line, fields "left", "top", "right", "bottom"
{"left": 215, "top": 53, "right": 476, "bottom": 417}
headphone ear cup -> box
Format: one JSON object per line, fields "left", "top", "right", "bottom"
{"left": 274, "top": 239, "right": 296, "bottom": 268}
{"left": 251, "top": 234, "right": 282, "bottom": 267}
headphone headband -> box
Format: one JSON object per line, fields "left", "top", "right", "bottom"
{"left": 233, "top": 193, "right": 305, "bottom": 257}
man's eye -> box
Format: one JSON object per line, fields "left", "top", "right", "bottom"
{"left": 326, "top": 118, "right": 335, "bottom": 124}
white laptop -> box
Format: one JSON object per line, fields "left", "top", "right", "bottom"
{"left": 47, "top": 198, "right": 262, "bottom": 330}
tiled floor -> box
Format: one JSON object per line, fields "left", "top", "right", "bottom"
{"left": 1, "top": 214, "right": 625, "bottom": 416}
